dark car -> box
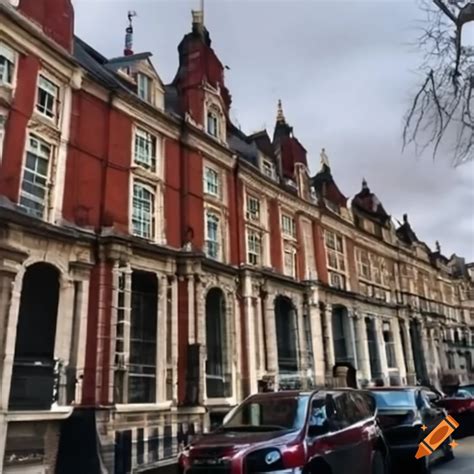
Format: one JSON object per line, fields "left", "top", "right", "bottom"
{"left": 437, "top": 384, "right": 474, "bottom": 438}
{"left": 370, "top": 387, "right": 455, "bottom": 474}
{"left": 178, "top": 389, "right": 390, "bottom": 474}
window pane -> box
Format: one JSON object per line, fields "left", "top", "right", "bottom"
{"left": 132, "top": 183, "right": 155, "bottom": 239}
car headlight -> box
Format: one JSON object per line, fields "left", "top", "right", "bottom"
{"left": 265, "top": 450, "right": 282, "bottom": 465}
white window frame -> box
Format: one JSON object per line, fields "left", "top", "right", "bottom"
{"left": 246, "top": 194, "right": 260, "bottom": 222}
{"left": 262, "top": 159, "right": 275, "bottom": 179}
{"left": 134, "top": 127, "right": 157, "bottom": 171}
{"left": 205, "top": 211, "right": 221, "bottom": 260}
{"left": 206, "top": 107, "right": 220, "bottom": 138}
{"left": 0, "top": 113, "right": 6, "bottom": 165}
{"left": 356, "top": 248, "right": 371, "bottom": 280}
{"left": 247, "top": 229, "right": 262, "bottom": 266}
{"left": 204, "top": 166, "right": 220, "bottom": 197}
{"left": 36, "top": 74, "right": 59, "bottom": 120}
{"left": 281, "top": 214, "right": 296, "bottom": 238}
{"left": 137, "top": 73, "right": 152, "bottom": 102}
{"left": 283, "top": 244, "right": 297, "bottom": 278}
{"left": 0, "top": 42, "right": 15, "bottom": 87}
{"left": 19, "top": 133, "right": 53, "bottom": 219}
{"left": 132, "top": 181, "right": 156, "bottom": 239}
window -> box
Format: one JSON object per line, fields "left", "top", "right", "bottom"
{"left": 357, "top": 249, "right": 371, "bottom": 280}
{"left": 262, "top": 159, "right": 275, "bottom": 179}
{"left": 134, "top": 128, "right": 157, "bottom": 171}
{"left": 19, "top": 134, "right": 52, "bottom": 218}
{"left": 0, "top": 42, "right": 15, "bottom": 86}
{"left": 247, "top": 230, "right": 262, "bottom": 265}
{"left": 383, "top": 322, "right": 397, "bottom": 368}
{"left": 284, "top": 245, "right": 297, "bottom": 278}
{"left": 329, "top": 272, "right": 346, "bottom": 290}
{"left": 129, "top": 272, "right": 158, "bottom": 403}
{"left": 325, "top": 230, "right": 345, "bottom": 273}
{"left": 137, "top": 73, "right": 152, "bottom": 102}
{"left": 205, "top": 212, "right": 220, "bottom": 259}
{"left": 132, "top": 182, "right": 155, "bottom": 239}
{"left": 207, "top": 110, "right": 219, "bottom": 137}
{"left": 0, "top": 113, "right": 6, "bottom": 164}
{"left": 204, "top": 166, "right": 220, "bottom": 197}
{"left": 36, "top": 75, "right": 59, "bottom": 119}
{"left": 282, "top": 214, "right": 296, "bottom": 238}
{"left": 246, "top": 195, "right": 260, "bottom": 221}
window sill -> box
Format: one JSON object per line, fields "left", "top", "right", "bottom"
{"left": 114, "top": 401, "right": 173, "bottom": 413}
{"left": 6, "top": 406, "right": 73, "bottom": 421}
{"left": 204, "top": 397, "right": 236, "bottom": 407}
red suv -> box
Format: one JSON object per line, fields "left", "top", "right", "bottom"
{"left": 178, "top": 389, "right": 390, "bottom": 474}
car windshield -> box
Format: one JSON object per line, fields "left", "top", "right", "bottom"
{"left": 221, "top": 395, "right": 310, "bottom": 432}
{"left": 458, "top": 386, "right": 474, "bottom": 396}
{"left": 372, "top": 391, "right": 416, "bottom": 408}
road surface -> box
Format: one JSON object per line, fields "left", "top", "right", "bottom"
{"left": 432, "top": 436, "right": 474, "bottom": 474}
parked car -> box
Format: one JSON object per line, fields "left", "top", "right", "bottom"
{"left": 436, "top": 384, "right": 474, "bottom": 438}
{"left": 178, "top": 388, "right": 390, "bottom": 474}
{"left": 370, "top": 387, "right": 455, "bottom": 474}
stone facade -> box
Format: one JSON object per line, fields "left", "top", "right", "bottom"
{"left": 0, "top": 1, "right": 472, "bottom": 473}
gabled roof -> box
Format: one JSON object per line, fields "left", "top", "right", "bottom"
{"left": 248, "top": 130, "right": 275, "bottom": 160}
{"left": 228, "top": 123, "right": 259, "bottom": 166}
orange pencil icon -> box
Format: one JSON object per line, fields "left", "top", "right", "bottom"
{"left": 415, "top": 415, "right": 459, "bottom": 459}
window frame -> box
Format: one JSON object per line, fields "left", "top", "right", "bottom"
{"left": 137, "top": 73, "right": 152, "bottom": 103}
{"left": 205, "top": 211, "right": 221, "bottom": 260}
{"left": 283, "top": 244, "right": 297, "bottom": 278}
{"left": 204, "top": 166, "right": 220, "bottom": 197}
{"left": 19, "top": 133, "right": 53, "bottom": 219}
{"left": 281, "top": 213, "right": 296, "bottom": 238}
{"left": 134, "top": 127, "right": 158, "bottom": 171}
{"left": 325, "top": 230, "right": 346, "bottom": 276}
{"left": 0, "top": 112, "right": 6, "bottom": 165}
{"left": 132, "top": 181, "right": 156, "bottom": 240}
{"left": 247, "top": 229, "right": 262, "bottom": 266}
{"left": 262, "top": 159, "right": 275, "bottom": 179}
{"left": 36, "top": 74, "right": 60, "bottom": 120}
{"left": 246, "top": 194, "right": 260, "bottom": 222}
{"left": 0, "top": 41, "right": 15, "bottom": 87}
{"left": 206, "top": 109, "right": 219, "bottom": 138}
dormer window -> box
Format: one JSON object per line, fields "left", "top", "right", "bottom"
{"left": 262, "top": 159, "right": 275, "bottom": 179}
{"left": 207, "top": 109, "right": 219, "bottom": 137}
{"left": 0, "top": 42, "right": 15, "bottom": 86}
{"left": 137, "top": 73, "right": 152, "bottom": 102}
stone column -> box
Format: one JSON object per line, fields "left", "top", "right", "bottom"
{"left": 308, "top": 300, "right": 326, "bottom": 386}
{"left": 418, "top": 319, "right": 432, "bottom": 383}
{"left": 264, "top": 293, "right": 278, "bottom": 375}
{"left": 374, "top": 318, "right": 389, "bottom": 385}
{"left": 391, "top": 318, "right": 407, "bottom": 385}
{"left": 0, "top": 413, "right": 6, "bottom": 474}
{"left": 346, "top": 310, "right": 358, "bottom": 370}
{"left": 322, "top": 304, "right": 335, "bottom": 377}
{"left": 242, "top": 273, "right": 258, "bottom": 395}
{"left": 354, "top": 313, "right": 371, "bottom": 384}
{"left": 156, "top": 274, "right": 168, "bottom": 402}
{"left": 401, "top": 319, "right": 416, "bottom": 385}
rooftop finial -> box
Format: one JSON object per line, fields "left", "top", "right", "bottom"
{"left": 276, "top": 99, "right": 286, "bottom": 123}
{"left": 436, "top": 240, "right": 441, "bottom": 253}
{"left": 362, "top": 177, "right": 368, "bottom": 189}
{"left": 192, "top": 0, "right": 205, "bottom": 34}
{"left": 403, "top": 213, "right": 408, "bottom": 224}
{"left": 320, "top": 148, "right": 330, "bottom": 168}
{"left": 124, "top": 10, "right": 137, "bottom": 56}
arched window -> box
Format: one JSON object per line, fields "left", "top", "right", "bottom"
{"left": 205, "top": 288, "right": 230, "bottom": 398}
{"left": 10, "top": 263, "right": 60, "bottom": 410}
{"left": 274, "top": 296, "right": 298, "bottom": 374}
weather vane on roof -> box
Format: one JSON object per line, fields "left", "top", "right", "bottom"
{"left": 124, "top": 10, "right": 137, "bottom": 56}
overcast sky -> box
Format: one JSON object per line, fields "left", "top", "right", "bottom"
{"left": 73, "top": 0, "right": 474, "bottom": 261}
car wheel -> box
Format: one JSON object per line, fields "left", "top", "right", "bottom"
{"left": 371, "top": 451, "right": 388, "bottom": 474}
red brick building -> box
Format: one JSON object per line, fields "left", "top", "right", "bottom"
{"left": 0, "top": 1, "right": 472, "bottom": 473}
